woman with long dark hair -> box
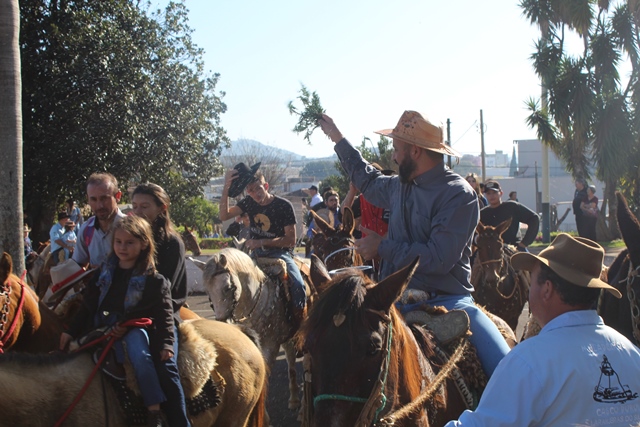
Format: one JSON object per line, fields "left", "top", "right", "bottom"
{"left": 131, "top": 183, "right": 190, "bottom": 427}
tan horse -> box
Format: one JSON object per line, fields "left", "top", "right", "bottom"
{"left": 0, "top": 318, "right": 267, "bottom": 427}
{"left": 0, "top": 252, "right": 63, "bottom": 353}
{"left": 472, "top": 219, "right": 530, "bottom": 332}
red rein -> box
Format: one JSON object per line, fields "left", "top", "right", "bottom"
{"left": 0, "top": 271, "right": 28, "bottom": 354}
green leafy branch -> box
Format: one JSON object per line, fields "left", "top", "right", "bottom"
{"left": 287, "top": 84, "right": 325, "bottom": 144}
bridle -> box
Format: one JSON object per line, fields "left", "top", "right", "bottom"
{"left": 323, "top": 235, "right": 359, "bottom": 269}
{"left": 0, "top": 272, "right": 27, "bottom": 353}
{"left": 619, "top": 261, "right": 640, "bottom": 344}
{"left": 312, "top": 308, "right": 393, "bottom": 427}
{"left": 478, "top": 242, "right": 520, "bottom": 300}
{"left": 209, "top": 266, "right": 263, "bottom": 323}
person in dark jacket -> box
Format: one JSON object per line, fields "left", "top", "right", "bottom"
{"left": 131, "top": 183, "right": 191, "bottom": 427}
{"left": 573, "top": 178, "right": 588, "bottom": 238}
{"left": 60, "top": 215, "right": 189, "bottom": 427}
{"left": 480, "top": 180, "right": 540, "bottom": 252}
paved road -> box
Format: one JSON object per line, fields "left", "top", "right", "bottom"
{"left": 185, "top": 247, "right": 625, "bottom": 427}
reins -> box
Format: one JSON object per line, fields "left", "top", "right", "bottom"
{"left": 324, "top": 246, "right": 358, "bottom": 267}
{"left": 209, "top": 266, "right": 264, "bottom": 323}
{"left": 54, "top": 317, "right": 152, "bottom": 427}
{"left": 0, "top": 271, "right": 28, "bottom": 354}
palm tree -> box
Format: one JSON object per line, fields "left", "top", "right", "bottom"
{"left": 0, "top": 0, "right": 25, "bottom": 273}
{"left": 521, "top": 0, "right": 640, "bottom": 238}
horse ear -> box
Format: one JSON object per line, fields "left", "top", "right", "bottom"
{"left": 189, "top": 257, "right": 207, "bottom": 271}
{"left": 219, "top": 254, "right": 228, "bottom": 269}
{"left": 310, "top": 209, "right": 335, "bottom": 235}
{"left": 616, "top": 192, "right": 640, "bottom": 266}
{"left": 342, "top": 207, "right": 355, "bottom": 235}
{"left": 310, "top": 254, "right": 332, "bottom": 293}
{"left": 366, "top": 256, "right": 420, "bottom": 312}
{"left": 496, "top": 218, "right": 512, "bottom": 236}
{"left": 0, "top": 252, "right": 13, "bottom": 284}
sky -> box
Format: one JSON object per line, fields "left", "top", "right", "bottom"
{"left": 170, "top": 0, "right": 544, "bottom": 159}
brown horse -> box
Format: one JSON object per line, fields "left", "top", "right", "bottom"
{"left": 310, "top": 207, "right": 365, "bottom": 272}
{"left": 0, "top": 252, "right": 64, "bottom": 353}
{"left": 600, "top": 192, "right": 640, "bottom": 346}
{"left": 183, "top": 226, "right": 202, "bottom": 256}
{"left": 0, "top": 318, "right": 267, "bottom": 427}
{"left": 298, "top": 256, "right": 483, "bottom": 427}
{"left": 471, "top": 219, "right": 530, "bottom": 332}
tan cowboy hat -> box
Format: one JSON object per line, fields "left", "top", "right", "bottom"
{"left": 374, "top": 110, "right": 461, "bottom": 158}
{"left": 24, "top": 224, "right": 31, "bottom": 232}
{"left": 511, "top": 234, "right": 621, "bottom": 298}
{"left": 44, "top": 260, "right": 96, "bottom": 304}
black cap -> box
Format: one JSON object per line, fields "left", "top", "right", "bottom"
{"left": 309, "top": 185, "right": 318, "bottom": 191}
{"left": 484, "top": 180, "right": 501, "bottom": 192}
{"left": 228, "top": 162, "right": 261, "bottom": 198}
{"left": 58, "top": 211, "right": 70, "bottom": 221}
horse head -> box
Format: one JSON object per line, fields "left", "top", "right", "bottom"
{"left": 310, "top": 207, "right": 362, "bottom": 271}
{"left": 181, "top": 226, "right": 202, "bottom": 256}
{"left": 475, "top": 219, "right": 512, "bottom": 286}
{"left": 298, "top": 256, "right": 423, "bottom": 425}
{"left": 201, "top": 248, "right": 265, "bottom": 323}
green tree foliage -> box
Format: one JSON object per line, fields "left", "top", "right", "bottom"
{"left": 521, "top": 0, "right": 640, "bottom": 233}
{"left": 171, "top": 196, "right": 219, "bottom": 236}
{"left": 322, "top": 136, "right": 396, "bottom": 197}
{"left": 21, "top": 0, "right": 229, "bottom": 238}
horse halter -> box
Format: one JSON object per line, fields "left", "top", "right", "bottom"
{"left": 620, "top": 261, "right": 640, "bottom": 344}
{"left": 209, "top": 266, "right": 262, "bottom": 323}
{"left": 323, "top": 235, "right": 359, "bottom": 268}
{"left": 312, "top": 308, "right": 393, "bottom": 427}
{"left": 0, "top": 272, "right": 27, "bottom": 353}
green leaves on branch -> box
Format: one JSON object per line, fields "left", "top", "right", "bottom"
{"left": 288, "top": 84, "right": 325, "bottom": 144}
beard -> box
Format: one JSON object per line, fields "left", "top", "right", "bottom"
{"left": 398, "top": 155, "right": 417, "bottom": 183}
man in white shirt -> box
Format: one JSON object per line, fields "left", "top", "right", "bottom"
{"left": 446, "top": 234, "right": 640, "bottom": 427}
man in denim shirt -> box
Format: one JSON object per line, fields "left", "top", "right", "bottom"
{"left": 319, "top": 111, "right": 511, "bottom": 376}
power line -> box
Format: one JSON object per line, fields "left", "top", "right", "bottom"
{"left": 452, "top": 120, "right": 478, "bottom": 146}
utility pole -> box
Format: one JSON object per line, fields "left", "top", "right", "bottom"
{"left": 541, "top": 87, "right": 551, "bottom": 242}
{"left": 446, "top": 118, "right": 452, "bottom": 169}
{"left": 480, "top": 109, "right": 486, "bottom": 182}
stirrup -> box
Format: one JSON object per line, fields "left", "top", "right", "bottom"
{"left": 405, "top": 309, "right": 470, "bottom": 345}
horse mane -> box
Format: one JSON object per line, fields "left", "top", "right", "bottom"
{"left": 215, "top": 248, "right": 266, "bottom": 283}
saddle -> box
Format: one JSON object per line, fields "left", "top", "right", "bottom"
{"left": 80, "top": 321, "right": 223, "bottom": 426}
{"left": 255, "top": 256, "right": 312, "bottom": 301}
{"left": 400, "top": 289, "right": 470, "bottom": 345}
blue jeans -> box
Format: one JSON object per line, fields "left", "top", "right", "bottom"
{"left": 253, "top": 248, "right": 306, "bottom": 310}
{"left": 114, "top": 328, "right": 166, "bottom": 407}
{"left": 397, "top": 294, "right": 510, "bottom": 377}
{"left": 155, "top": 328, "right": 191, "bottom": 427}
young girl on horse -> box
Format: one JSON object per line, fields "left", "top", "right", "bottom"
{"left": 60, "top": 215, "right": 190, "bottom": 427}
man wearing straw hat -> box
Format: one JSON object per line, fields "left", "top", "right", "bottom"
{"left": 446, "top": 234, "right": 640, "bottom": 426}
{"left": 319, "top": 111, "right": 511, "bottom": 377}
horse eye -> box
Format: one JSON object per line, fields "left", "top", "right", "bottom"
{"left": 367, "top": 338, "right": 382, "bottom": 356}
{"left": 224, "top": 286, "right": 234, "bottom": 294}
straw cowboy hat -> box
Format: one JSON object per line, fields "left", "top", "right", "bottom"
{"left": 228, "top": 162, "right": 262, "bottom": 198}
{"left": 511, "top": 233, "right": 621, "bottom": 298}
{"left": 44, "top": 260, "right": 96, "bottom": 304}
{"left": 375, "top": 110, "right": 461, "bottom": 158}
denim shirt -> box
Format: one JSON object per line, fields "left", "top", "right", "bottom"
{"left": 335, "top": 138, "right": 478, "bottom": 294}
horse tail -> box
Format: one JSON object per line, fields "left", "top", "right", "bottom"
{"left": 247, "top": 374, "right": 269, "bottom": 427}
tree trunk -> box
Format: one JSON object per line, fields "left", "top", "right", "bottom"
{"left": 602, "top": 181, "right": 619, "bottom": 241}
{"left": 0, "top": 0, "right": 25, "bottom": 274}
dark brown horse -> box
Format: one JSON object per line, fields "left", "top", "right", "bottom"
{"left": 310, "top": 207, "right": 364, "bottom": 272}
{"left": 182, "top": 226, "right": 202, "bottom": 256}
{"left": 600, "top": 192, "right": 640, "bottom": 346}
{"left": 471, "top": 219, "right": 530, "bottom": 331}
{"left": 0, "top": 252, "right": 63, "bottom": 353}
{"left": 297, "top": 256, "right": 479, "bottom": 427}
